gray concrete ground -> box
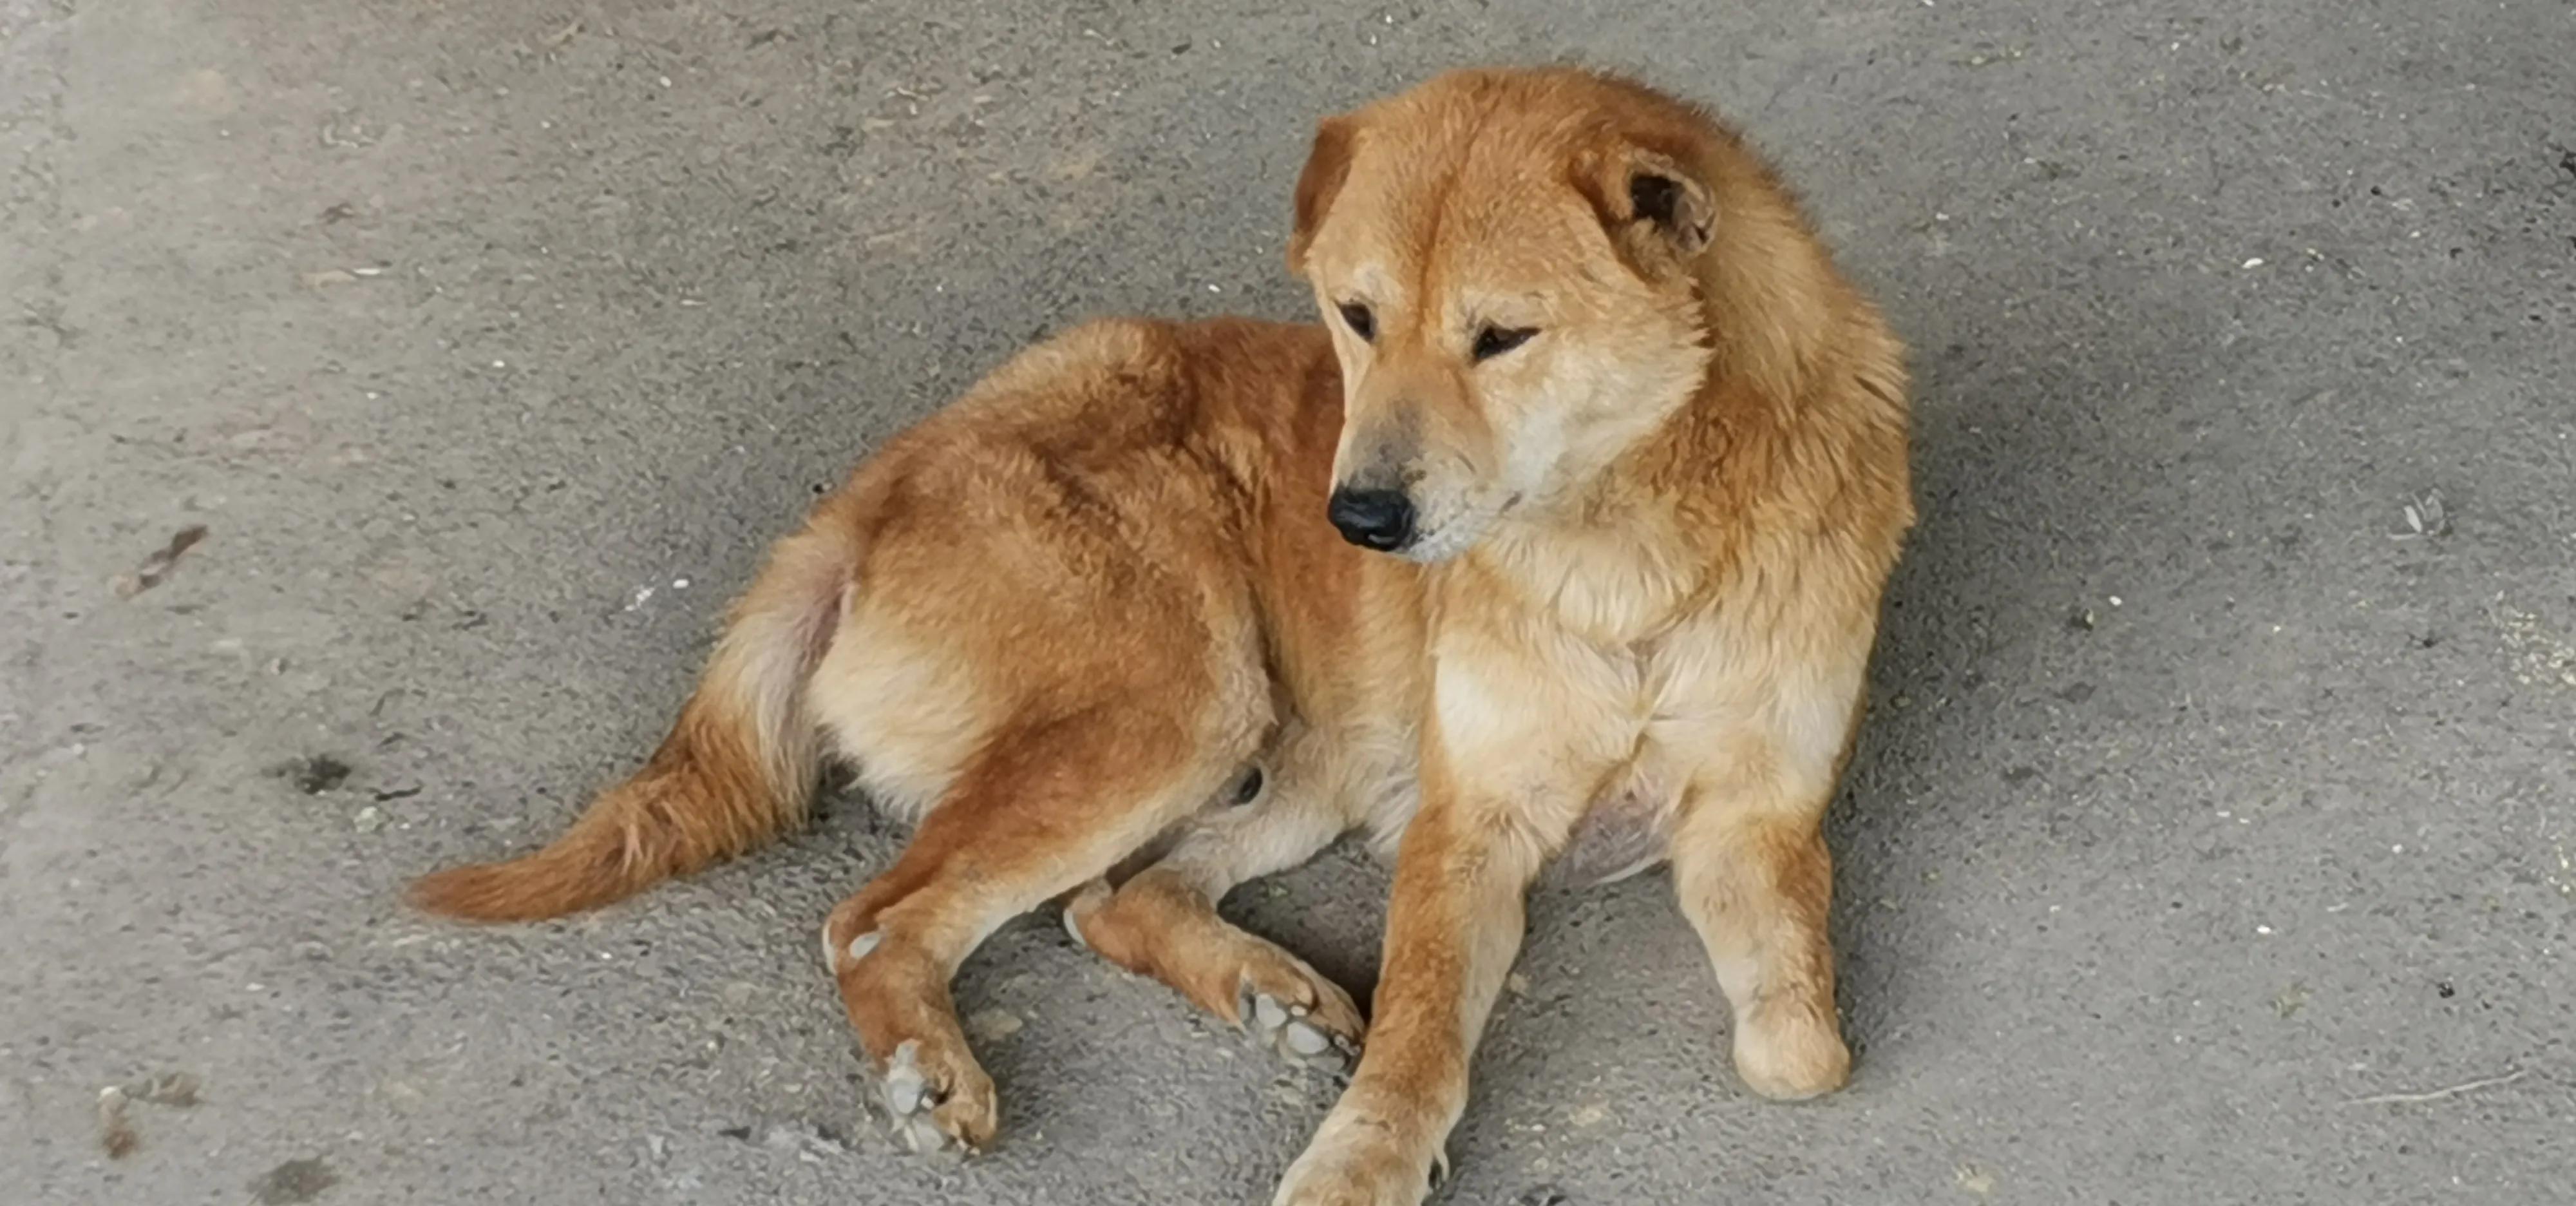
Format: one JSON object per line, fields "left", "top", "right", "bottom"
{"left": 5, "top": 1, "right": 2572, "bottom": 1202}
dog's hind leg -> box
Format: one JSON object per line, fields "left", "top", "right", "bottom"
{"left": 820, "top": 706, "right": 1247, "bottom": 1153}
{"left": 1064, "top": 720, "right": 1368, "bottom": 1071}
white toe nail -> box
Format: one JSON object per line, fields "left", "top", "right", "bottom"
{"left": 847, "top": 931, "right": 882, "bottom": 963}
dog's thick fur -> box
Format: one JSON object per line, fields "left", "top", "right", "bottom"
{"left": 413, "top": 68, "right": 1909, "bottom": 1203}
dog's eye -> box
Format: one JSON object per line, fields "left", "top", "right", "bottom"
{"left": 1337, "top": 302, "right": 1375, "bottom": 342}
{"left": 1472, "top": 326, "right": 1537, "bottom": 361}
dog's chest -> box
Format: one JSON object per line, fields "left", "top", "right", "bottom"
{"left": 1545, "top": 766, "right": 1681, "bottom": 888}
{"left": 1533, "top": 627, "right": 1742, "bottom": 888}
{"left": 1540, "top": 645, "right": 1705, "bottom": 888}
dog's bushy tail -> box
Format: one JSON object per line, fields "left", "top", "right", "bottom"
{"left": 410, "top": 498, "right": 865, "bottom": 923}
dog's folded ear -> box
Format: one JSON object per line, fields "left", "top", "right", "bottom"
{"left": 1582, "top": 142, "right": 1716, "bottom": 270}
{"left": 1287, "top": 114, "right": 1358, "bottom": 278}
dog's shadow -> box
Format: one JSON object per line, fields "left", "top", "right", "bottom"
{"left": 1835, "top": 257, "right": 2217, "bottom": 1077}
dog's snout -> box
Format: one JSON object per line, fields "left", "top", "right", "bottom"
{"left": 1327, "top": 487, "right": 1416, "bottom": 552}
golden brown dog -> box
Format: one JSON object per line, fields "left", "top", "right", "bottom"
{"left": 412, "top": 67, "right": 1910, "bottom": 1204}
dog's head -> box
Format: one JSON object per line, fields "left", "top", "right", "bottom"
{"left": 1290, "top": 69, "right": 1723, "bottom": 562}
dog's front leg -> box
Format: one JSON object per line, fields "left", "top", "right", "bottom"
{"left": 1273, "top": 767, "right": 1542, "bottom": 1206}
{"left": 1668, "top": 686, "right": 1867, "bottom": 1102}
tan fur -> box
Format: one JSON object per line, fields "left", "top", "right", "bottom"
{"left": 411, "top": 68, "right": 1909, "bottom": 1199}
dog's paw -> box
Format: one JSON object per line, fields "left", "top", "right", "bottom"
{"left": 874, "top": 1038, "right": 998, "bottom": 1154}
{"left": 1732, "top": 1000, "right": 1850, "bottom": 1102}
{"left": 1237, "top": 964, "right": 1363, "bottom": 1076}
{"left": 1272, "top": 1108, "right": 1444, "bottom": 1206}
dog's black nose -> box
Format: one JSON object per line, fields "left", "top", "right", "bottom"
{"left": 1328, "top": 487, "right": 1416, "bottom": 551}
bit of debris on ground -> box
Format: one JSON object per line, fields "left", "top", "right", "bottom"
{"left": 97, "top": 1087, "right": 137, "bottom": 1158}
{"left": 2391, "top": 489, "right": 2449, "bottom": 539}
{"left": 272, "top": 755, "right": 354, "bottom": 795}
{"left": 249, "top": 1157, "right": 338, "bottom": 1204}
{"left": 94, "top": 1072, "right": 202, "bottom": 1157}
{"left": 2494, "top": 597, "right": 2576, "bottom": 688}
{"left": 966, "top": 1007, "right": 1024, "bottom": 1042}
{"left": 130, "top": 1071, "right": 200, "bottom": 1106}
{"left": 762, "top": 1121, "right": 850, "bottom": 1163}
{"left": 111, "top": 524, "right": 208, "bottom": 598}
{"left": 2338, "top": 1067, "right": 2526, "bottom": 1107}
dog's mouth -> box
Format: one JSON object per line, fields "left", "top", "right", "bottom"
{"left": 1389, "top": 526, "right": 1479, "bottom": 564}
{"left": 1383, "top": 492, "right": 1518, "bottom": 565}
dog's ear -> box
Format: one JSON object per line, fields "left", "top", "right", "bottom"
{"left": 1287, "top": 115, "right": 1358, "bottom": 278}
{"left": 1583, "top": 143, "right": 1716, "bottom": 268}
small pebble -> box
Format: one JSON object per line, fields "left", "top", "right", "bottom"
{"left": 97, "top": 1086, "right": 137, "bottom": 1158}
{"left": 966, "top": 1007, "right": 1023, "bottom": 1042}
